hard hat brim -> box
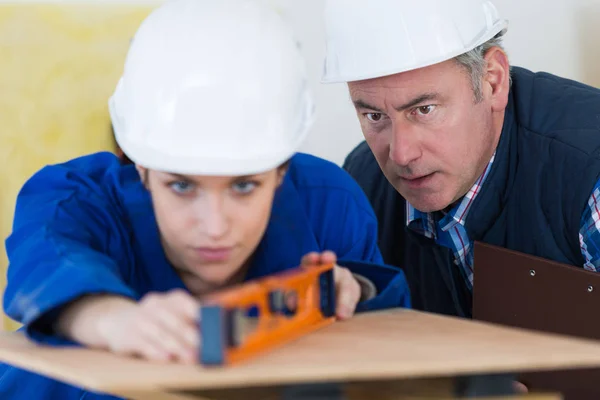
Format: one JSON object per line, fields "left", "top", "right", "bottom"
{"left": 321, "top": 20, "right": 508, "bottom": 84}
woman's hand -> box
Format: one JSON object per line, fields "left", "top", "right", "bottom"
{"left": 97, "top": 289, "right": 200, "bottom": 364}
{"left": 301, "top": 250, "right": 361, "bottom": 320}
{"left": 56, "top": 289, "right": 200, "bottom": 364}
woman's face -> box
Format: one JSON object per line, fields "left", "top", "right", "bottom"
{"left": 138, "top": 165, "right": 286, "bottom": 295}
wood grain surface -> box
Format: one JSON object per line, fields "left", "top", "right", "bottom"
{"left": 0, "top": 309, "right": 598, "bottom": 395}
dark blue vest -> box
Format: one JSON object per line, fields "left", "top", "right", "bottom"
{"left": 343, "top": 66, "right": 600, "bottom": 317}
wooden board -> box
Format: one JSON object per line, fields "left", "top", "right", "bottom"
{"left": 2, "top": 309, "right": 600, "bottom": 394}
{"left": 124, "top": 380, "right": 562, "bottom": 400}
{"left": 170, "top": 380, "right": 562, "bottom": 400}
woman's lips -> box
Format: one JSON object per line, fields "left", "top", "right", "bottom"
{"left": 192, "top": 247, "right": 233, "bottom": 262}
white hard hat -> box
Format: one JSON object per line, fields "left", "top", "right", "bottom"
{"left": 109, "top": 0, "right": 314, "bottom": 176}
{"left": 321, "top": 0, "right": 508, "bottom": 83}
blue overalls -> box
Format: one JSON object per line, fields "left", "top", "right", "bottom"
{"left": 0, "top": 151, "right": 411, "bottom": 399}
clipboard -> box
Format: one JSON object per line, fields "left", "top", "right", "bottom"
{"left": 472, "top": 241, "right": 600, "bottom": 399}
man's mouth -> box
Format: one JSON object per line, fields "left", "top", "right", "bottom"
{"left": 399, "top": 172, "right": 436, "bottom": 187}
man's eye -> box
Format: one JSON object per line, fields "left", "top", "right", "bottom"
{"left": 415, "top": 105, "right": 436, "bottom": 115}
{"left": 366, "top": 113, "right": 383, "bottom": 122}
{"left": 169, "top": 181, "right": 194, "bottom": 194}
{"left": 232, "top": 181, "right": 258, "bottom": 194}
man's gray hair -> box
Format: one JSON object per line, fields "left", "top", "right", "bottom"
{"left": 454, "top": 31, "right": 510, "bottom": 102}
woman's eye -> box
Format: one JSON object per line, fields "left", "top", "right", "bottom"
{"left": 365, "top": 113, "right": 383, "bottom": 122}
{"left": 232, "top": 181, "right": 257, "bottom": 194}
{"left": 169, "top": 181, "right": 194, "bottom": 194}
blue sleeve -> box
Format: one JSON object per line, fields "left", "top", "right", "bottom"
{"left": 3, "top": 156, "right": 138, "bottom": 340}
{"left": 300, "top": 162, "right": 411, "bottom": 310}
{"left": 309, "top": 184, "right": 383, "bottom": 264}
{"left": 340, "top": 260, "right": 412, "bottom": 311}
{"left": 328, "top": 188, "right": 411, "bottom": 309}
{"left": 580, "top": 178, "right": 600, "bottom": 272}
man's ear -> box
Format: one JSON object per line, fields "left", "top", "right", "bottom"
{"left": 483, "top": 46, "right": 510, "bottom": 111}
{"left": 135, "top": 165, "right": 150, "bottom": 189}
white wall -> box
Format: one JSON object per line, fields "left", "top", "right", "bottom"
{"left": 6, "top": 0, "right": 600, "bottom": 165}
{"left": 494, "top": 0, "right": 600, "bottom": 87}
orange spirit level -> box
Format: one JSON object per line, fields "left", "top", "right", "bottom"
{"left": 199, "top": 263, "right": 336, "bottom": 366}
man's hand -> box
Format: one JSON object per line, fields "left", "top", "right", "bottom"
{"left": 514, "top": 381, "right": 529, "bottom": 393}
{"left": 301, "top": 250, "right": 361, "bottom": 320}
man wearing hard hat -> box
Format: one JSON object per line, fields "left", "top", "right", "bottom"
{"left": 322, "top": 0, "right": 600, "bottom": 317}
{"left": 0, "top": 1, "right": 410, "bottom": 399}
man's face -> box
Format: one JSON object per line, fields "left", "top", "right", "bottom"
{"left": 348, "top": 57, "right": 507, "bottom": 212}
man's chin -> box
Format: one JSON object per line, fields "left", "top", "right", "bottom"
{"left": 402, "top": 194, "right": 451, "bottom": 213}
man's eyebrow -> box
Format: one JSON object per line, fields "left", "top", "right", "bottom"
{"left": 353, "top": 92, "right": 440, "bottom": 113}
{"left": 352, "top": 99, "right": 383, "bottom": 112}
{"left": 395, "top": 92, "right": 440, "bottom": 112}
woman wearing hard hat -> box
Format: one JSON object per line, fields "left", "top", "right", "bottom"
{"left": 0, "top": 1, "right": 410, "bottom": 399}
